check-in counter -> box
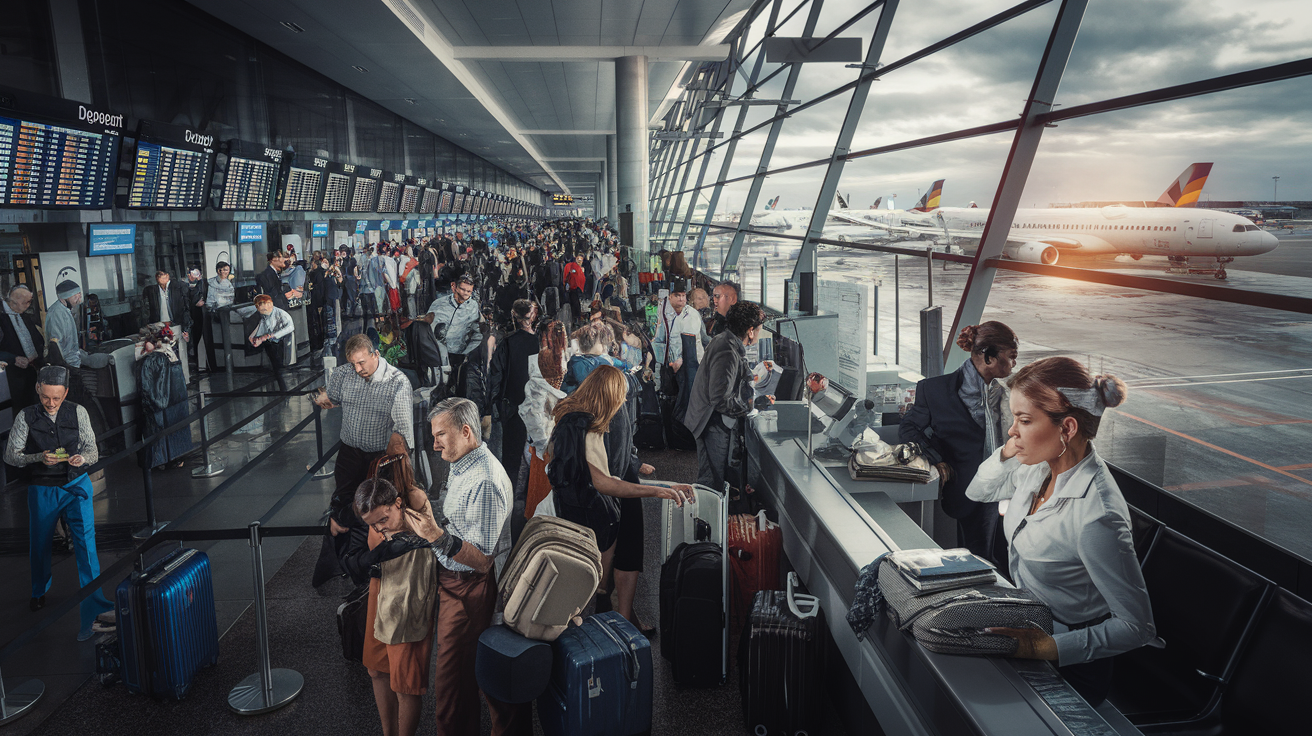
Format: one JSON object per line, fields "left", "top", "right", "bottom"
{"left": 745, "top": 412, "right": 1143, "bottom": 736}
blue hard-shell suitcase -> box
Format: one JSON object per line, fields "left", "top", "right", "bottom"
{"left": 116, "top": 544, "right": 219, "bottom": 699}
{"left": 538, "top": 612, "right": 653, "bottom": 736}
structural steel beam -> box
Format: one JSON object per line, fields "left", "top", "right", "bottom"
{"left": 451, "top": 45, "right": 732, "bottom": 61}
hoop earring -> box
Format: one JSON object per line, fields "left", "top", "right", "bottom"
{"left": 1057, "top": 435, "right": 1068, "bottom": 459}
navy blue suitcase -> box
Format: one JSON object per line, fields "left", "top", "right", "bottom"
{"left": 476, "top": 624, "right": 553, "bottom": 704}
{"left": 116, "top": 545, "right": 219, "bottom": 699}
{"left": 538, "top": 612, "right": 653, "bottom": 736}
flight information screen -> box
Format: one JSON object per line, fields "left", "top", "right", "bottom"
{"left": 322, "top": 172, "right": 350, "bottom": 211}
{"left": 399, "top": 184, "right": 421, "bottom": 213}
{"left": 0, "top": 112, "right": 121, "bottom": 209}
{"left": 452, "top": 192, "right": 465, "bottom": 214}
{"left": 462, "top": 194, "right": 475, "bottom": 214}
{"left": 439, "top": 190, "right": 454, "bottom": 214}
{"left": 420, "top": 187, "right": 440, "bottom": 214}
{"left": 378, "top": 180, "right": 401, "bottom": 212}
{"left": 218, "top": 141, "right": 281, "bottom": 210}
{"left": 351, "top": 169, "right": 381, "bottom": 212}
{"left": 126, "top": 121, "right": 213, "bottom": 209}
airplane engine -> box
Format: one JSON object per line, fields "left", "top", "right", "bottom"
{"left": 1003, "top": 242, "right": 1059, "bottom": 265}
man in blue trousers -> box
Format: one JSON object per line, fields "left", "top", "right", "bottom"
{"left": 6, "top": 365, "right": 111, "bottom": 640}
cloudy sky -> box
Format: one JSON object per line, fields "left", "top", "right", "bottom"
{"left": 700, "top": 0, "right": 1311, "bottom": 211}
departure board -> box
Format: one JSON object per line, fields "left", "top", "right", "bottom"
{"left": 0, "top": 94, "right": 123, "bottom": 209}
{"left": 420, "top": 187, "right": 440, "bottom": 214}
{"left": 399, "top": 184, "right": 421, "bottom": 213}
{"left": 463, "top": 194, "right": 475, "bottom": 214}
{"left": 127, "top": 121, "right": 213, "bottom": 209}
{"left": 218, "top": 141, "right": 282, "bottom": 210}
{"left": 439, "top": 190, "right": 454, "bottom": 214}
{"left": 323, "top": 172, "right": 350, "bottom": 211}
{"left": 351, "top": 168, "right": 381, "bottom": 212}
{"left": 378, "top": 179, "right": 401, "bottom": 212}
{"left": 452, "top": 192, "right": 465, "bottom": 213}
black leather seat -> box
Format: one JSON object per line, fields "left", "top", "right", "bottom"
{"left": 1150, "top": 588, "right": 1312, "bottom": 736}
{"left": 1107, "top": 529, "right": 1270, "bottom": 726}
{"left": 1128, "top": 506, "right": 1161, "bottom": 562}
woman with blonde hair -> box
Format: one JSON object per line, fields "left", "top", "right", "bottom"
{"left": 546, "top": 365, "right": 691, "bottom": 613}
{"left": 967, "top": 356, "right": 1154, "bottom": 706}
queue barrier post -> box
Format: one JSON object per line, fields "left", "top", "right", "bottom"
{"left": 228, "top": 521, "right": 303, "bottom": 715}
{"left": 312, "top": 405, "right": 333, "bottom": 479}
{"left": 132, "top": 464, "right": 168, "bottom": 540}
{"left": 0, "top": 663, "right": 43, "bottom": 727}
{"left": 192, "top": 391, "right": 225, "bottom": 478}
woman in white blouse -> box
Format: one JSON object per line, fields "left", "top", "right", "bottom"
{"left": 967, "top": 356, "right": 1156, "bottom": 706}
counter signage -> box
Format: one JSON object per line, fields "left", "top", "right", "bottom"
{"left": 238, "top": 221, "right": 265, "bottom": 243}
{"left": 311, "top": 221, "right": 329, "bottom": 238}
{"left": 379, "top": 220, "right": 391, "bottom": 231}
{"left": 88, "top": 223, "right": 136, "bottom": 255}
{"left": 356, "top": 220, "right": 368, "bottom": 233}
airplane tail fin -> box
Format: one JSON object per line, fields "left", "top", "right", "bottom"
{"left": 1156, "top": 162, "right": 1213, "bottom": 207}
{"left": 871, "top": 197, "right": 881, "bottom": 210}
{"left": 912, "top": 179, "right": 945, "bottom": 211}
{"left": 765, "top": 195, "right": 780, "bottom": 210}
{"left": 836, "top": 192, "right": 849, "bottom": 210}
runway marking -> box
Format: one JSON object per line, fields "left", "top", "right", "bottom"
{"left": 1141, "top": 389, "right": 1312, "bottom": 427}
{"left": 1125, "top": 368, "right": 1312, "bottom": 383}
{"left": 1131, "top": 374, "right": 1312, "bottom": 389}
{"left": 1116, "top": 410, "right": 1312, "bottom": 496}
{"left": 1278, "top": 463, "right": 1312, "bottom": 471}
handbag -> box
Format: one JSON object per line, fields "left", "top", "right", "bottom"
{"left": 374, "top": 543, "right": 439, "bottom": 645}
{"left": 337, "top": 583, "right": 369, "bottom": 661}
{"left": 848, "top": 429, "right": 934, "bottom": 483}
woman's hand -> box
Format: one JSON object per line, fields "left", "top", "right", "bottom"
{"left": 1001, "top": 437, "right": 1020, "bottom": 461}
{"left": 638, "top": 463, "right": 655, "bottom": 476}
{"left": 986, "top": 627, "right": 1058, "bottom": 660}
{"left": 654, "top": 483, "right": 695, "bottom": 507}
{"left": 68, "top": 454, "right": 85, "bottom": 467}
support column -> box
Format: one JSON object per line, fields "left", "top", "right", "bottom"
{"left": 944, "top": 0, "right": 1088, "bottom": 371}
{"left": 615, "top": 55, "right": 650, "bottom": 258}
{"left": 48, "top": 0, "right": 92, "bottom": 103}
{"left": 607, "top": 134, "right": 619, "bottom": 222}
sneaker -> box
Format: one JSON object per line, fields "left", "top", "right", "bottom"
{"left": 96, "top": 610, "right": 117, "bottom": 625}
{"left": 91, "top": 620, "right": 116, "bottom": 633}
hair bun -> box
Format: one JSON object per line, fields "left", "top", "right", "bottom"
{"left": 955, "top": 325, "right": 979, "bottom": 351}
{"left": 1094, "top": 375, "right": 1127, "bottom": 408}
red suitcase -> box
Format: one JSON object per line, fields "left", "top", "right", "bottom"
{"left": 727, "top": 511, "right": 782, "bottom": 632}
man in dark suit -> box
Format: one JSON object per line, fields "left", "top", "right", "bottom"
{"left": 684, "top": 301, "right": 766, "bottom": 493}
{"left": 0, "top": 285, "right": 45, "bottom": 410}
{"left": 256, "top": 251, "right": 290, "bottom": 309}
{"left": 142, "top": 270, "right": 191, "bottom": 341}
{"left": 486, "top": 299, "right": 539, "bottom": 540}
{"left": 900, "top": 322, "right": 1018, "bottom": 564}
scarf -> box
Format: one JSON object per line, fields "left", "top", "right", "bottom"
{"left": 959, "top": 359, "right": 1005, "bottom": 453}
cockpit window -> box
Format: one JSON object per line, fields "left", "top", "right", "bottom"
{"left": 1233, "top": 224, "right": 1246, "bottom": 232}
{"left": 1246, "top": 225, "right": 1260, "bottom": 231}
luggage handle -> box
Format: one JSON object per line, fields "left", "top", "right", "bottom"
{"left": 787, "top": 572, "right": 821, "bottom": 620}
{"left": 595, "top": 617, "right": 641, "bottom": 689}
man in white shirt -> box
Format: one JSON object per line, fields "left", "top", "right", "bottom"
{"left": 249, "top": 294, "right": 294, "bottom": 388}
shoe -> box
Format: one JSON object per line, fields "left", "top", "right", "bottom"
{"left": 634, "top": 619, "right": 657, "bottom": 638}
{"left": 29, "top": 596, "right": 44, "bottom": 612}
{"left": 91, "top": 620, "right": 116, "bottom": 633}
{"left": 77, "top": 627, "right": 96, "bottom": 642}
{"left": 96, "top": 610, "right": 117, "bottom": 626}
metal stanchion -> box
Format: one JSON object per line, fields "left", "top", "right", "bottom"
{"left": 192, "top": 392, "right": 225, "bottom": 478}
{"left": 132, "top": 465, "right": 168, "bottom": 540}
{"left": 0, "top": 665, "right": 43, "bottom": 726}
{"left": 221, "top": 306, "right": 235, "bottom": 383}
{"left": 228, "top": 522, "right": 303, "bottom": 715}
{"left": 311, "top": 405, "right": 333, "bottom": 479}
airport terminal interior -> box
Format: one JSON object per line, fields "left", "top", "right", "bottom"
{"left": 1, "top": 0, "right": 1310, "bottom": 734}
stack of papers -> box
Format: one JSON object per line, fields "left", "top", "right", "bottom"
{"left": 887, "top": 548, "right": 997, "bottom": 592}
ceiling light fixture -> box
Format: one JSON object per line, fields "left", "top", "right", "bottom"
{"left": 280, "top": 21, "right": 306, "bottom": 33}
{"left": 352, "top": 65, "right": 369, "bottom": 73}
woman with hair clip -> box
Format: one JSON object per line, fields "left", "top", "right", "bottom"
{"left": 900, "top": 321, "right": 1018, "bottom": 564}
{"left": 546, "top": 365, "right": 692, "bottom": 616}
{"left": 966, "top": 357, "right": 1155, "bottom": 706}
{"left": 520, "top": 320, "right": 569, "bottom": 520}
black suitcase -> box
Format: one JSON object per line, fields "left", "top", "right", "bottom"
{"left": 739, "top": 573, "right": 826, "bottom": 736}
{"left": 542, "top": 286, "right": 561, "bottom": 318}
{"left": 634, "top": 379, "right": 665, "bottom": 450}
{"left": 660, "top": 393, "right": 697, "bottom": 451}
{"left": 660, "top": 540, "right": 726, "bottom": 687}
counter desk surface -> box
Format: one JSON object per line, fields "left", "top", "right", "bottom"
{"left": 745, "top": 413, "right": 1141, "bottom": 736}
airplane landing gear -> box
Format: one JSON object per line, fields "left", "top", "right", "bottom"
{"left": 1214, "top": 266, "right": 1228, "bottom": 280}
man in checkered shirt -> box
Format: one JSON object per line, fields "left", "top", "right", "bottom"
{"left": 425, "top": 396, "right": 525, "bottom": 736}
{"left": 312, "top": 333, "right": 413, "bottom": 541}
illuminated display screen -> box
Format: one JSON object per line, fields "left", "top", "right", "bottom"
{"left": 322, "top": 172, "right": 350, "bottom": 211}
{"left": 399, "top": 184, "right": 421, "bottom": 213}
{"left": 420, "top": 187, "right": 440, "bottom": 214}
{"left": 0, "top": 112, "right": 121, "bottom": 209}
{"left": 218, "top": 141, "right": 281, "bottom": 210}
{"left": 378, "top": 180, "right": 401, "bottom": 212}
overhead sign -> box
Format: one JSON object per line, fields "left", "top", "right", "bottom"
{"left": 88, "top": 223, "right": 136, "bottom": 255}
{"left": 552, "top": 194, "right": 574, "bottom": 205}
{"left": 237, "top": 221, "right": 265, "bottom": 242}
{"left": 311, "top": 221, "right": 329, "bottom": 237}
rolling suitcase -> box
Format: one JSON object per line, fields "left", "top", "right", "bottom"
{"left": 655, "top": 480, "right": 728, "bottom": 687}
{"left": 739, "top": 573, "right": 826, "bottom": 736}
{"left": 728, "top": 510, "right": 782, "bottom": 633}
{"left": 538, "top": 612, "right": 653, "bottom": 736}
{"left": 499, "top": 516, "right": 603, "bottom": 641}
{"left": 116, "top": 543, "right": 219, "bottom": 699}
{"left": 633, "top": 378, "right": 665, "bottom": 450}
{"left": 476, "top": 624, "right": 553, "bottom": 704}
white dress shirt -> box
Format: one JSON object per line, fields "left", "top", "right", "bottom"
{"left": 966, "top": 444, "right": 1156, "bottom": 666}
{"left": 666, "top": 305, "right": 706, "bottom": 365}
{"left": 157, "top": 286, "right": 171, "bottom": 323}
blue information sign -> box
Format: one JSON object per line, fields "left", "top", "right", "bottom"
{"left": 311, "top": 221, "right": 329, "bottom": 238}
{"left": 238, "top": 222, "right": 265, "bottom": 243}
{"left": 88, "top": 223, "right": 136, "bottom": 256}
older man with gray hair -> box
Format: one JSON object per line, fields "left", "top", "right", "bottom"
{"left": 426, "top": 396, "right": 525, "bottom": 736}
{"left": 1, "top": 285, "right": 46, "bottom": 410}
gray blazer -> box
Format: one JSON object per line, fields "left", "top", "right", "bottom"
{"left": 683, "top": 330, "right": 752, "bottom": 438}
